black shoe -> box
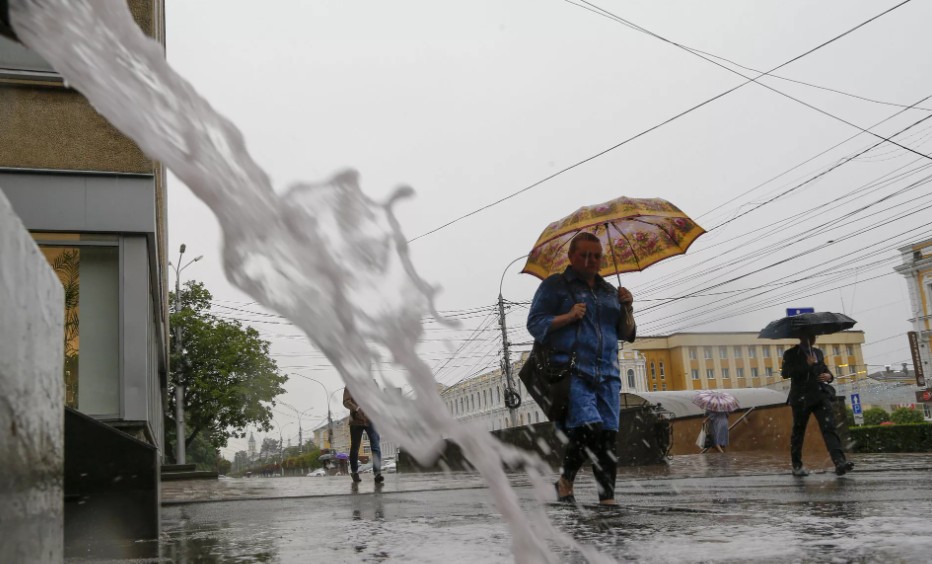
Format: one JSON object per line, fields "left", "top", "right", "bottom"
{"left": 374, "top": 473, "right": 384, "bottom": 484}
{"left": 554, "top": 481, "right": 575, "bottom": 504}
{"left": 351, "top": 472, "right": 361, "bottom": 483}
{"left": 835, "top": 461, "right": 854, "bottom": 476}
{"left": 792, "top": 467, "right": 810, "bottom": 477}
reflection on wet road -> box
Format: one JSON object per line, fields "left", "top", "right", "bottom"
{"left": 68, "top": 453, "right": 932, "bottom": 563}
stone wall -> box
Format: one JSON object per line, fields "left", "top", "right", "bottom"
{"left": 0, "top": 189, "right": 64, "bottom": 562}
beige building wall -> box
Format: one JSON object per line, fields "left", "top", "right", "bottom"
{"left": 632, "top": 331, "right": 866, "bottom": 392}
{"left": 0, "top": 0, "right": 168, "bottom": 341}
{"left": 895, "top": 238, "right": 932, "bottom": 379}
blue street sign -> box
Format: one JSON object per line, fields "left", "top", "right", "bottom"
{"left": 850, "top": 393, "right": 862, "bottom": 415}
{"left": 787, "top": 307, "right": 815, "bottom": 316}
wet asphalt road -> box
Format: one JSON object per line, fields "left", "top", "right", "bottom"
{"left": 68, "top": 453, "right": 932, "bottom": 563}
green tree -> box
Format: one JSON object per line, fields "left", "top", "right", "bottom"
{"left": 890, "top": 407, "right": 925, "bottom": 425}
{"left": 168, "top": 281, "right": 288, "bottom": 457}
{"left": 863, "top": 407, "right": 890, "bottom": 426}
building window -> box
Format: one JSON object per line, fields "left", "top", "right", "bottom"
{"left": 497, "top": 387, "right": 501, "bottom": 405}
{"left": 688, "top": 347, "right": 697, "bottom": 360}
{"left": 845, "top": 345, "right": 853, "bottom": 356}
{"left": 733, "top": 346, "right": 742, "bottom": 358}
{"left": 737, "top": 367, "right": 745, "bottom": 378}
{"left": 748, "top": 346, "right": 756, "bottom": 358}
{"left": 719, "top": 346, "right": 728, "bottom": 359}
{"left": 776, "top": 345, "right": 785, "bottom": 356}
{"left": 659, "top": 362, "right": 665, "bottom": 377}
{"left": 38, "top": 238, "right": 120, "bottom": 415}
{"left": 650, "top": 362, "right": 656, "bottom": 378}
{"left": 652, "top": 384, "right": 658, "bottom": 391}
{"left": 661, "top": 383, "right": 667, "bottom": 391}
{"left": 832, "top": 345, "right": 840, "bottom": 356}
{"left": 750, "top": 367, "right": 758, "bottom": 378}
{"left": 722, "top": 368, "right": 730, "bottom": 379}
{"left": 704, "top": 347, "right": 713, "bottom": 359}
{"left": 706, "top": 369, "right": 715, "bottom": 379}
{"left": 627, "top": 369, "right": 636, "bottom": 390}
{"left": 762, "top": 347, "right": 771, "bottom": 358}
{"left": 691, "top": 369, "right": 699, "bottom": 380}
{"left": 0, "top": 35, "right": 58, "bottom": 76}
{"left": 766, "top": 367, "right": 774, "bottom": 376}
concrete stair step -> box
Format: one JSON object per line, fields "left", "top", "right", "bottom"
{"left": 161, "top": 463, "right": 196, "bottom": 473}
{"left": 161, "top": 470, "right": 218, "bottom": 482}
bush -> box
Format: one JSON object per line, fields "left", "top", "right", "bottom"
{"left": 862, "top": 407, "right": 890, "bottom": 426}
{"left": 890, "top": 407, "right": 925, "bottom": 425}
{"left": 850, "top": 423, "right": 932, "bottom": 453}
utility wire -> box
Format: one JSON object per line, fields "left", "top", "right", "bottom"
{"left": 408, "top": 0, "right": 917, "bottom": 243}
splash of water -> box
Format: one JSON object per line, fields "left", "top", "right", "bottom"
{"left": 9, "top": 1, "right": 613, "bottom": 561}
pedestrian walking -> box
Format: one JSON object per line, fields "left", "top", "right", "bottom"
{"left": 704, "top": 410, "right": 729, "bottom": 453}
{"left": 527, "top": 232, "right": 636, "bottom": 505}
{"left": 781, "top": 333, "right": 854, "bottom": 476}
{"left": 342, "top": 387, "right": 384, "bottom": 484}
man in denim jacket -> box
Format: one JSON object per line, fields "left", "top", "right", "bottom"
{"left": 527, "top": 232, "right": 635, "bottom": 505}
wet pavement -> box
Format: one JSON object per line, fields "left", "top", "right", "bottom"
{"left": 67, "top": 453, "right": 932, "bottom": 563}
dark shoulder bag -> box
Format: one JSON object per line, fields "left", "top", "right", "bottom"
{"left": 518, "top": 276, "right": 579, "bottom": 423}
{"left": 813, "top": 349, "right": 837, "bottom": 400}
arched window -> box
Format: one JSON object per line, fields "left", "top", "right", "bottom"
{"left": 627, "top": 369, "right": 636, "bottom": 390}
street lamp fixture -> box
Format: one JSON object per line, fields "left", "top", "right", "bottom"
{"left": 171, "top": 243, "right": 203, "bottom": 465}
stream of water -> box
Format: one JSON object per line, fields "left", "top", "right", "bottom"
{"left": 9, "top": 1, "right": 612, "bottom": 561}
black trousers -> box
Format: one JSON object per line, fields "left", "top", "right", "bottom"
{"left": 561, "top": 424, "right": 618, "bottom": 501}
{"left": 790, "top": 398, "right": 846, "bottom": 469}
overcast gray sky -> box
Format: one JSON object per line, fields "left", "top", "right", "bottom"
{"left": 164, "top": 0, "right": 932, "bottom": 458}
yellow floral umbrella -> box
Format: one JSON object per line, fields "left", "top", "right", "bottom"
{"left": 521, "top": 196, "right": 705, "bottom": 281}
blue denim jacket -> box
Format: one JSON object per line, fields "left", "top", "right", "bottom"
{"left": 526, "top": 267, "right": 624, "bottom": 382}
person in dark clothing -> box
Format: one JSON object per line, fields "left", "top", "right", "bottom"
{"left": 781, "top": 333, "right": 854, "bottom": 476}
{"left": 342, "top": 388, "right": 383, "bottom": 484}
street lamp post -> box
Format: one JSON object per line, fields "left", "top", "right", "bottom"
{"left": 170, "top": 243, "right": 202, "bottom": 465}
{"left": 302, "top": 376, "right": 335, "bottom": 450}
{"left": 275, "top": 421, "right": 293, "bottom": 477}
{"left": 498, "top": 255, "right": 527, "bottom": 427}
{"left": 279, "top": 401, "right": 315, "bottom": 453}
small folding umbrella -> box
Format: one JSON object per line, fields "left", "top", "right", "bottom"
{"left": 692, "top": 390, "right": 740, "bottom": 413}
{"left": 758, "top": 312, "right": 857, "bottom": 340}
{"left": 521, "top": 195, "right": 705, "bottom": 283}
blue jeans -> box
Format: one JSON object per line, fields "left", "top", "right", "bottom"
{"left": 349, "top": 424, "right": 382, "bottom": 474}
{"left": 566, "top": 374, "right": 621, "bottom": 431}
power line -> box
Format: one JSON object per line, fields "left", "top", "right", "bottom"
{"left": 408, "top": 0, "right": 918, "bottom": 243}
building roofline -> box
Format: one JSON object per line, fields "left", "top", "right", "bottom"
{"left": 636, "top": 330, "right": 865, "bottom": 338}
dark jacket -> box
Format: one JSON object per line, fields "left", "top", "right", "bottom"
{"left": 781, "top": 345, "right": 834, "bottom": 407}
{"left": 343, "top": 388, "right": 370, "bottom": 427}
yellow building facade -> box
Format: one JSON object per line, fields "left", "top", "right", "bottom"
{"left": 895, "top": 238, "right": 932, "bottom": 381}
{"left": 631, "top": 331, "right": 866, "bottom": 392}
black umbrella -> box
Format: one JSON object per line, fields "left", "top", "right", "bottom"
{"left": 758, "top": 311, "right": 857, "bottom": 339}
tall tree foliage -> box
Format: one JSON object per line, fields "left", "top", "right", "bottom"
{"left": 168, "top": 281, "right": 287, "bottom": 454}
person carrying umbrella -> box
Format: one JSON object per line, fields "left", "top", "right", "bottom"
{"left": 765, "top": 312, "right": 857, "bottom": 476}
{"left": 527, "top": 232, "right": 636, "bottom": 505}
{"left": 523, "top": 195, "right": 702, "bottom": 504}
{"left": 692, "top": 390, "right": 738, "bottom": 453}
